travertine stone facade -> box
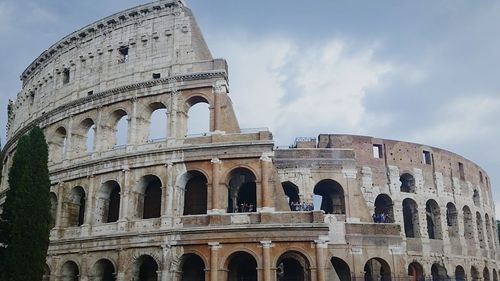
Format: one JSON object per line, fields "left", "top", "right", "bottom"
{"left": 0, "top": 1, "right": 498, "bottom": 281}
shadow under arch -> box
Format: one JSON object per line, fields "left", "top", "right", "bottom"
{"left": 364, "top": 257, "right": 391, "bottom": 281}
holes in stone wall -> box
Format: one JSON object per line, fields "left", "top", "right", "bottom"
{"left": 313, "top": 179, "right": 345, "bottom": 215}
{"left": 400, "top": 173, "right": 416, "bottom": 193}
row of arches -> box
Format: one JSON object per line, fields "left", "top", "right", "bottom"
{"left": 408, "top": 262, "right": 498, "bottom": 281}
{"left": 48, "top": 253, "right": 395, "bottom": 281}
{"left": 49, "top": 98, "right": 211, "bottom": 162}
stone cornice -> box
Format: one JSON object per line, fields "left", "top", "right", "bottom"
{"left": 1, "top": 70, "right": 227, "bottom": 159}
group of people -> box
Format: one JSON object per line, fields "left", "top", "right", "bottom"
{"left": 236, "top": 202, "right": 255, "bottom": 213}
{"left": 290, "top": 201, "right": 314, "bottom": 212}
{"left": 372, "top": 212, "right": 391, "bottom": 223}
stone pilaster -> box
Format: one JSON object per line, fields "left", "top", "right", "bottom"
{"left": 210, "top": 158, "right": 223, "bottom": 213}
{"left": 209, "top": 242, "right": 221, "bottom": 281}
{"left": 260, "top": 153, "right": 274, "bottom": 212}
{"left": 261, "top": 241, "right": 273, "bottom": 281}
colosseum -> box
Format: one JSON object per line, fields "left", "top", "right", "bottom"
{"left": 0, "top": 0, "right": 498, "bottom": 281}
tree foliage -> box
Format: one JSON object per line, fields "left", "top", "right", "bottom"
{"left": 0, "top": 126, "right": 51, "bottom": 281}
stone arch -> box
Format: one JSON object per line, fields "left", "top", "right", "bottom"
{"left": 455, "top": 266, "right": 466, "bottom": 281}
{"left": 364, "top": 257, "right": 391, "bottom": 281}
{"left": 227, "top": 168, "right": 257, "bottom": 213}
{"left": 408, "top": 262, "right": 424, "bottom": 281}
{"left": 403, "top": 198, "right": 420, "bottom": 238}
{"left": 400, "top": 173, "right": 416, "bottom": 193}
{"left": 67, "top": 186, "right": 86, "bottom": 227}
{"left": 463, "top": 206, "right": 474, "bottom": 242}
{"left": 60, "top": 260, "right": 79, "bottom": 281}
{"left": 276, "top": 251, "right": 311, "bottom": 281}
{"left": 129, "top": 255, "right": 159, "bottom": 281}
{"left": 313, "top": 179, "right": 345, "bottom": 214}
{"left": 473, "top": 190, "right": 480, "bottom": 207}
{"left": 224, "top": 251, "right": 258, "bottom": 281}
{"left": 72, "top": 118, "right": 96, "bottom": 155}
{"left": 136, "top": 175, "right": 162, "bottom": 219}
{"left": 471, "top": 266, "right": 480, "bottom": 281}
{"left": 91, "top": 258, "right": 116, "bottom": 281}
{"left": 183, "top": 170, "right": 208, "bottom": 215}
{"left": 485, "top": 213, "right": 494, "bottom": 249}
{"left": 49, "top": 192, "right": 58, "bottom": 229}
{"left": 330, "top": 257, "right": 351, "bottom": 281}
{"left": 95, "top": 180, "right": 121, "bottom": 224}
{"left": 147, "top": 102, "right": 168, "bottom": 142}
{"left": 179, "top": 253, "right": 206, "bottom": 281}
{"left": 484, "top": 267, "right": 491, "bottom": 281}
{"left": 185, "top": 95, "right": 211, "bottom": 136}
{"left": 82, "top": 118, "right": 96, "bottom": 153}
{"left": 374, "top": 194, "right": 394, "bottom": 223}
{"left": 282, "top": 181, "right": 300, "bottom": 211}
{"left": 476, "top": 212, "right": 486, "bottom": 250}
{"left": 446, "top": 202, "right": 459, "bottom": 238}
{"left": 50, "top": 126, "right": 67, "bottom": 162}
{"left": 492, "top": 269, "right": 498, "bottom": 281}
{"left": 426, "top": 199, "right": 442, "bottom": 239}
{"left": 43, "top": 263, "right": 51, "bottom": 281}
{"left": 431, "top": 263, "right": 448, "bottom": 281}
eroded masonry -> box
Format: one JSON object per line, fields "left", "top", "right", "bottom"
{"left": 0, "top": 1, "right": 498, "bottom": 281}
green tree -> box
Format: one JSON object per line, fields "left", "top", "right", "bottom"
{"left": 0, "top": 126, "right": 51, "bottom": 281}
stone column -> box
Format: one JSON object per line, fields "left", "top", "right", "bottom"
{"left": 118, "top": 168, "right": 130, "bottom": 232}
{"left": 65, "top": 115, "right": 74, "bottom": 161}
{"left": 83, "top": 175, "right": 95, "bottom": 225}
{"left": 168, "top": 85, "right": 180, "bottom": 139}
{"left": 161, "top": 245, "right": 172, "bottom": 281}
{"left": 210, "top": 158, "right": 223, "bottom": 213}
{"left": 213, "top": 80, "right": 227, "bottom": 132}
{"left": 261, "top": 241, "right": 273, "bottom": 281}
{"left": 260, "top": 154, "right": 273, "bottom": 212}
{"left": 55, "top": 182, "right": 65, "bottom": 229}
{"left": 162, "top": 162, "right": 174, "bottom": 228}
{"left": 315, "top": 240, "right": 328, "bottom": 281}
{"left": 209, "top": 242, "right": 221, "bottom": 281}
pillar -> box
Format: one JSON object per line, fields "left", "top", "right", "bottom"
{"left": 213, "top": 80, "right": 227, "bottom": 132}
{"left": 210, "top": 158, "right": 223, "bottom": 213}
{"left": 261, "top": 241, "right": 272, "bottom": 281}
{"left": 83, "top": 175, "right": 95, "bottom": 226}
{"left": 315, "top": 240, "right": 327, "bottom": 281}
{"left": 162, "top": 162, "right": 174, "bottom": 228}
{"left": 260, "top": 154, "right": 273, "bottom": 212}
{"left": 119, "top": 168, "right": 130, "bottom": 221}
{"left": 209, "top": 242, "right": 221, "bottom": 281}
{"left": 128, "top": 97, "right": 138, "bottom": 147}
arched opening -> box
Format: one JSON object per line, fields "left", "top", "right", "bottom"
{"left": 183, "top": 171, "right": 208, "bottom": 215}
{"left": 276, "top": 251, "right": 310, "bottom": 281}
{"left": 431, "top": 263, "right": 448, "bottom": 281}
{"left": 148, "top": 103, "right": 168, "bottom": 141}
{"left": 86, "top": 123, "right": 96, "bottom": 153}
{"left": 92, "top": 259, "right": 116, "bottom": 281}
{"left": 227, "top": 168, "right": 257, "bottom": 213}
{"left": 484, "top": 267, "right": 491, "bottom": 281}
{"left": 403, "top": 198, "right": 420, "bottom": 238}
{"left": 446, "top": 203, "right": 459, "bottom": 238}
{"left": 313, "top": 179, "right": 345, "bottom": 214}
{"left": 485, "top": 214, "right": 493, "bottom": 249}
{"left": 49, "top": 192, "right": 58, "bottom": 229}
{"left": 112, "top": 110, "right": 129, "bottom": 147}
{"left": 400, "top": 173, "right": 416, "bottom": 193}
{"left": 463, "top": 206, "right": 474, "bottom": 242}
{"left": 426, "top": 199, "right": 442, "bottom": 239}
{"left": 77, "top": 118, "right": 96, "bottom": 154}
{"left": 364, "top": 258, "right": 391, "bottom": 281}
{"left": 137, "top": 175, "right": 162, "bottom": 219}
{"left": 408, "top": 262, "right": 424, "bottom": 281}
{"left": 51, "top": 127, "right": 67, "bottom": 162}
{"left": 67, "top": 186, "right": 86, "bottom": 227}
{"left": 455, "top": 266, "right": 466, "bottom": 281}
{"left": 226, "top": 251, "right": 257, "bottom": 281}
{"left": 186, "top": 97, "right": 210, "bottom": 136}
{"left": 492, "top": 269, "right": 498, "bottom": 281}
{"left": 43, "top": 263, "right": 51, "bottom": 281}
{"left": 477, "top": 212, "right": 486, "bottom": 250}
{"left": 471, "top": 266, "right": 480, "bottom": 281}
{"left": 95, "top": 181, "right": 121, "bottom": 224}
{"left": 180, "top": 254, "right": 206, "bottom": 281}
{"left": 374, "top": 194, "right": 394, "bottom": 223}
{"left": 473, "top": 190, "right": 480, "bottom": 207}
{"left": 282, "top": 181, "right": 300, "bottom": 211}
{"left": 131, "top": 255, "right": 159, "bottom": 281}
{"left": 330, "top": 257, "right": 351, "bottom": 281}
{"left": 61, "top": 261, "right": 79, "bottom": 281}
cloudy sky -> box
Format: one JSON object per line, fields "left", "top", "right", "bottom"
{"left": 1, "top": 1, "right": 500, "bottom": 216}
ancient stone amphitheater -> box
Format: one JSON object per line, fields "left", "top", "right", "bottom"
{"left": 0, "top": 1, "right": 498, "bottom": 281}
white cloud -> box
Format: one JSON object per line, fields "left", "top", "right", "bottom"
{"left": 212, "top": 36, "right": 392, "bottom": 145}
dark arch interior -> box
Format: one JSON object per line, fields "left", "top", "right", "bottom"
{"left": 276, "top": 252, "right": 309, "bottom": 281}
{"left": 364, "top": 258, "right": 391, "bottom": 281}
{"left": 61, "top": 261, "right": 79, "bottom": 281}
{"left": 93, "top": 259, "right": 116, "bottom": 281}
{"left": 227, "top": 252, "right": 257, "bottom": 281}
{"left": 184, "top": 171, "right": 208, "bottom": 215}
{"left": 408, "top": 262, "right": 424, "bottom": 281}
{"left": 49, "top": 193, "right": 57, "bottom": 229}
{"left": 68, "top": 187, "right": 86, "bottom": 227}
{"left": 403, "top": 198, "right": 419, "bottom": 238}
{"left": 400, "top": 173, "right": 415, "bottom": 193}
{"left": 313, "top": 179, "right": 345, "bottom": 214}
{"left": 484, "top": 268, "right": 491, "bottom": 281}
{"left": 227, "top": 169, "right": 257, "bottom": 213}
{"left": 455, "top": 266, "right": 466, "bottom": 281}
{"left": 282, "top": 181, "right": 300, "bottom": 210}
{"left": 471, "top": 266, "right": 480, "bottom": 281}
{"left": 431, "top": 264, "right": 448, "bottom": 281}
{"left": 138, "top": 256, "right": 159, "bottom": 281}
{"left": 331, "top": 257, "right": 351, "bottom": 281}
{"left": 181, "top": 254, "right": 205, "bottom": 281}
{"left": 142, "top": 176, "right": 162, "bottom": 219}
{"left": 426, "top": 200, "right": 441, "bottom": 239}
{"left": 374, "top": 194, "right": 394, "bottom": 223}
{"left": 101, "top": 181, "right": 120, "bottom": 223}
